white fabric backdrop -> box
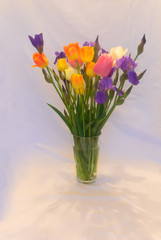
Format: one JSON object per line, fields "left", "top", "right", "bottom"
{"left": 0, "top": 0, "right": 161, "bottom": 239}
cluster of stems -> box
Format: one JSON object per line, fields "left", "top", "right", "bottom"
{"left": 45, "top": 60, "right": 134, "bottom": 137}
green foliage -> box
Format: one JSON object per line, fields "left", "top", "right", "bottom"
{"left": 42, "top": 35, "right": 146, "bottom": 137}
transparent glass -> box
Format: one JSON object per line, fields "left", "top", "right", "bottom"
{"left": 73, "top": 135, "right": 100, "bottom": 184}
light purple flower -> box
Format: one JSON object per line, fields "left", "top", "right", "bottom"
{"left": 116, "top": 56, "right": 137, "bottom": 71}
{"left": 28, "top": 33, "right": 44, "bottom": 53}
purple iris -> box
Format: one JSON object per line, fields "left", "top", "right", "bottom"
{"left": 83, "top": 41, "right": 95, "bottom": 47}
{"left": 116, "top": 56, "right": 139, "bottom": 85}
{"left": 95, "top": 91, "right": 107, "bottom": 104}
{"left": 98, "top": 77, "right": 113, "bottom": 90}
{"left": 54, "top": 51, "right": 66, "bottom": 64}
{"left": 128, "top": 71, "right": 139, "bottom": 85}
{"left": 28, "top": 33, "right": 44, "bottom": 53}
{"left": 95, "top": 77, "right": 125, "bottom": 104}
{"left": 116, "top": 56, "right": 137, "bottom": 71}
{"left": 108, "top": 67, "right": 117, "bottom": 78}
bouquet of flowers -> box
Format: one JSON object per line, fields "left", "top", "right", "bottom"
{"left": 29, "top": 33, "right": 146, "bottom": 183}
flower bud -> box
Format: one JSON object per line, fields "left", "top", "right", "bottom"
{"left": 137, "top": 34, "right": 146, "bottom": 56}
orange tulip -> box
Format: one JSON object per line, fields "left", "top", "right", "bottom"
{"left": 86, "top": 62, "right": 96, "bottom": 77}
{"left": 64, "top": 43, "right": 81, "bottom": 60}
{"left": 80, "top": 46, "right": 94, "bottom": 63}
{"left": 32, "top": 52, "right": 49, "bottom": 68}
{"left": 71, "top": 73, "right": 84, "bottom": 94}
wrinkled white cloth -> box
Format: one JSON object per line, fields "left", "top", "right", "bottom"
{"left": 0, "top": 0, "right": 161, "bottom": 239}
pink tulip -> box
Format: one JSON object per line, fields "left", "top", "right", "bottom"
{"left": 94, "top": 54, "right": 113, "bottom": 77}
{"left": 68, "top": 56, "right": 83, "bottom": 69}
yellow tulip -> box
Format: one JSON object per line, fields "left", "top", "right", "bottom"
{"left": 109, "top": 46, "right": 128, "bottom": 60}
{"left": 86, "top": 62, "right": 96, "bottom": 77}
{"left": 80, "top": 46, "right": 94, "bottom": 63}
{"left": 65, "top": 67, "right": 76, "bottom": 81}
{"left": 57, "top": 58, "right": 68, "bottom": 71}
{"left": 71, "top": 73, "right": 84, "bottom": 94}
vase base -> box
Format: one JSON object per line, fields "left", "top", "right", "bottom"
{"left": 77, "top": 177, "right": 96, "bottom": 184}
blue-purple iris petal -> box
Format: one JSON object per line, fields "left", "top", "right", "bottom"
{"left": 28, "top": 33, "right": 44, "bottom": 53}
{"left": 83, "top": 41, "right": 90, "bottom": 46}
{"left": 108, "top": 67, "right": 116, "bottom": 78}
{"left": 83, "top": 41, "right": 101, "bottom": 49}
{"left": 116, "top": 56, "right": 137, "bottom": 71}
{"left": 55, "top": 51, "right": 60, "bottom": 56}
{"left": 54, "top": 51, "right": 66, "bottom": 64}
{"left": 95, "top": 91, "right": 107, "bottom": 104}
{"left": 101, "top": 48, "right": 108, "bottom": 54}
{"left": 128, "top": 71, "right": 139, "bottom": 85}
{"left": 98, "top": 77, "right": 113, "bottom": 90}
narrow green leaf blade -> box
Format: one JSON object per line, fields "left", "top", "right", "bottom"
{"left": 47, "top": 103, "right": 72, "bottom": 132}
{"left": 138, "top": 69, "right": 147, "bottom": 80}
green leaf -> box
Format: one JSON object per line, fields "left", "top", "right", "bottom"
{"left": 113, "top": 69, "right": 119, "bottom": 86}
{"left": 124, "top": 85, "right": 133, "bottom": 99}
{"left": 108, "top": 89, "right": 115, "bottom": 101}
{"left": 47, "top": 103, "right": 72, "bottom": 132}
{"left": 42, "top": 69, "right": 52, "bottom": 83}
{"left": 116, "top": 98, "right": 124, "bottom": 105}
{"left": 51, "top": 69, "right": 60, "bottom": 82}
{"left": 91, "top": 116, "right": 106, "bottom": 136}
{"left": 70, "top": 106, "right": 78, "bottom": 135}
{"left": 98, "top": 104, "right": 104, "bottom": 118}
{"left": 75, "top": 117, "right": 83, "bottom": 136}
{"left": 85, "top": 121, "right": 94, "bottom": 131}
{"left": 91, "top": 112, "right": 106, "bottom": 136}
{"left": 93, "top": 35, "right": 100, "bottom": 63}
{"left": 120, "top": 72, "right": 128, "bottom": 84}
{"left": 138, "top": 69, "right": 147, "bottom": 80}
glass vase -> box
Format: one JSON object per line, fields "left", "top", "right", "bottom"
{"left": 73, "top": 135, "right": 100, "bottom": 184}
